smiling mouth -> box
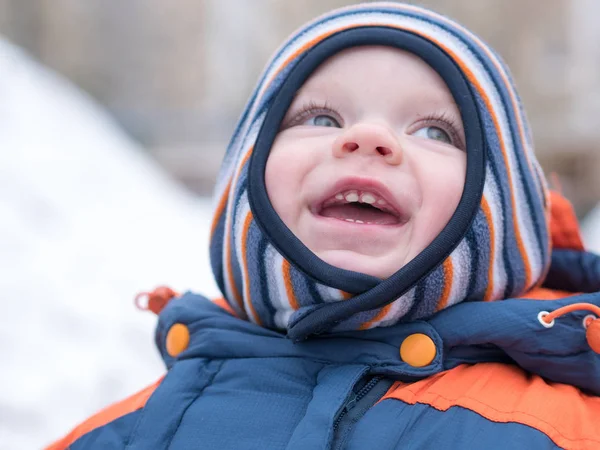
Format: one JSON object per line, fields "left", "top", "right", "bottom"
{"left": 316, "top": 189, "right": 406, "bottom": 225}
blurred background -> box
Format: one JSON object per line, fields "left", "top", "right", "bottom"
{"left": 1, "top": 0, "right": 599, "bottom": 448}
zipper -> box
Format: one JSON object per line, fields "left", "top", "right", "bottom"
{"left": 331, "top": 376, "right": 394, "bottom": 450}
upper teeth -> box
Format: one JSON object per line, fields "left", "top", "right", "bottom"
{"left": 335, "top": 190, "right": 386, "bottom": 206}
{"left": 361, "top": 193, "right": 376, "bottom": 204}
{"left": 345, "top": 192, "right": 359, "bottom": 202}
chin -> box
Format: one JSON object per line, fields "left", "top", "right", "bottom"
{"left": 317, "top": 251, "right": 398, "bottom": 280}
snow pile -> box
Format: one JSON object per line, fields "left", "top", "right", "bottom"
{"left": 582, "top": 204, "right": 600, "bottom": 254}
{"left": 0, "top": 38, "right": 219, "bottom": 449}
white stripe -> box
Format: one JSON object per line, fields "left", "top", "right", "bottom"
{"left": 315, "top": 283, "right": 346, "bottom": 302}
{"left": 376, "top": 287, "right": 417, "bottom": 328}
{"left": 447, "top": 240, "right": 471, "bottom": 307}
{"left": 266, "top": 246, "right": 296, "bottom": 329}
{"left": 214, "top": 114, "right": 264, "bottom": 207}
{"left": 233, "top": 194, "right": 255, "bottom": 322}
{"left": 484, "top": 173, "right": 507, "bottom": 300}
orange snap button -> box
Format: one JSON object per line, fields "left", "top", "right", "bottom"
{"left": 400, "top": 333, "right": 437, "bottom": 367}
{"left": 166, "top": 323, "right": 190, "bottom": 357}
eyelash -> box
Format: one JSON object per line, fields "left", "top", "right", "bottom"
{"left": 283, "top": 102, "right": 464, "bottom": 150}
{"left": 413, "top": 111, "right": 465, "bottom": 150}
{"left": 282, "top": 100, "right": 343, "bottom": 129}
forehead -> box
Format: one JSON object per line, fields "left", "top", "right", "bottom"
{"left": 296, "top": 45, "right": 454, "bottom": 106}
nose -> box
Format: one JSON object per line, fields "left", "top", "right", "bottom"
{"left": 332, "top": 123, "right": 403, "bottom": 165}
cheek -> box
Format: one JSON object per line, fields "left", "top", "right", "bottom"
{"left": 264, "top": 142, "right": 306, "bottom": 225}
{"left": 419, "top": 154, "right": 466, "bottom": 230}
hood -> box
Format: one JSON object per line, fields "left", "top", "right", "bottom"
{"left": 209, "top": 2, "right": 550, "bottom": 340}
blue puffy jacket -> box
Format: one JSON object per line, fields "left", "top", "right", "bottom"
{"left": 47, "top": 1, "right": 600, "bottom": 447}
{"left": 49, "top": 243, "right": 600, "bottom": 449}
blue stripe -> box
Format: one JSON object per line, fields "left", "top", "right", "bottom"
{"left": 406, "top": 263, "right": 444, "bottom": 320}
{"left": 471, "top": 208, "right": 493, "bottom": 300}
{"left": 306, "top": 279, "right": 325, "bottom": 305}
{"left": 209, "top": 213, "right": 227, "bottom": 297}
{"left": 464, "top": 211, "right": 488, "bottom": 300}
{"left": 246, "top": 221, "right": 275, "bottom": 327}
{"left": 331, "top": 304, "right": 383, "bottom": 332}
{"left": 288, "top": 262, "right": 322, "bottom": 308}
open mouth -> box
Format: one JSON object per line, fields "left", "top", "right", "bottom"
{"left": 315, "top": 189, "right": 406, "bottom": 225}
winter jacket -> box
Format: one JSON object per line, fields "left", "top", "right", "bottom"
{"left": 47, "top": 2, "right": 600, "bottom": 448}
{"left": 47, "top": 192, "right": 600, "bottom": 449}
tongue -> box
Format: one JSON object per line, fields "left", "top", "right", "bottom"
{"left": 320, "top": 204, "right": 400, "bottom": 225}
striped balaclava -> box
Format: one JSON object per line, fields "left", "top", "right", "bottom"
{"left": 209, "top": 2, "right": 550, "bottom": 341}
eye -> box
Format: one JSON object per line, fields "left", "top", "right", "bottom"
{"left": 413, "top": 126, "right": 452, "bottom": 145}
{"left": 304, "top": 114, "right": 341, "bottom": 128}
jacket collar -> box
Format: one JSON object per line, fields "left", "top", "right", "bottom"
{"left": 156, "top": 250, "right": 600, "bottom": 396}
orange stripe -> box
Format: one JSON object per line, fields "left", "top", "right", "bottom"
{"left": 281, "top": 259, "right": 300, "bottom": 310}
{"left": 341, "top": 291, "right": 353, "bottom": 300}
{"left": 45, "top": 376, "right": 164, "bottom": 450}
{"left": 435, "top": 258, "right": 454, "bottom": 311}
{"left": 359, "top": 303, "right": 392, "bottom": 331}
{"left": 210, "top": 177, "right": 232, "bottom": 239}
{"left": 381, "top": 363, "right": 600, "bottom": 450}
{"left": 481, "top": 197, "right": 495, "bottom": 301}
{"left": 223, "top": 148, "right": 254, "bottom": 312}
{"left": 518, "top": 287, "right": 578, "bottom": 301}
{"left": 241, "top": 211, "right": 261, "bottom": 325}
{"left": 266, "top": 29, "right": 348, "bottom": 87}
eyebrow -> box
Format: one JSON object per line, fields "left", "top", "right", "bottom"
{"left": 290, "top": 77, "right": 463, "bottom": 125}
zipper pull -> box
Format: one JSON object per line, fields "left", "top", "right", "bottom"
{"left": 344, "top": 394, "right": 358, "bottom": 412}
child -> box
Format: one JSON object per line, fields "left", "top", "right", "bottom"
{"left": 48, "top": 2, "right": 600, "bottom": 449}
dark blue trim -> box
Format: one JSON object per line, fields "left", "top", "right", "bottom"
{"left": 209, "top": 212, "right": 227, "bottom": 297}
{"left": 465, "top": 225, "right": 480, "bottom": 299}
{"left": 257, "top": 234, "right": 277, "bottom": 328}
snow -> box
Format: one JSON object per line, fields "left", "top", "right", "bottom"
{"left": 582, "top": 204, "right": 600, "bottom": 254}
{"left": 0, "top": 38, "right": 220, "bottom": 449}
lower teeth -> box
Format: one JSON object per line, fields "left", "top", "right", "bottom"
{"left": 343, "top": 218, "right": 370, "bottom": 224}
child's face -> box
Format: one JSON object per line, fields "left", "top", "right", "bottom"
{"left": 265, "top": 46, "right": 466, "bottom": 279}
